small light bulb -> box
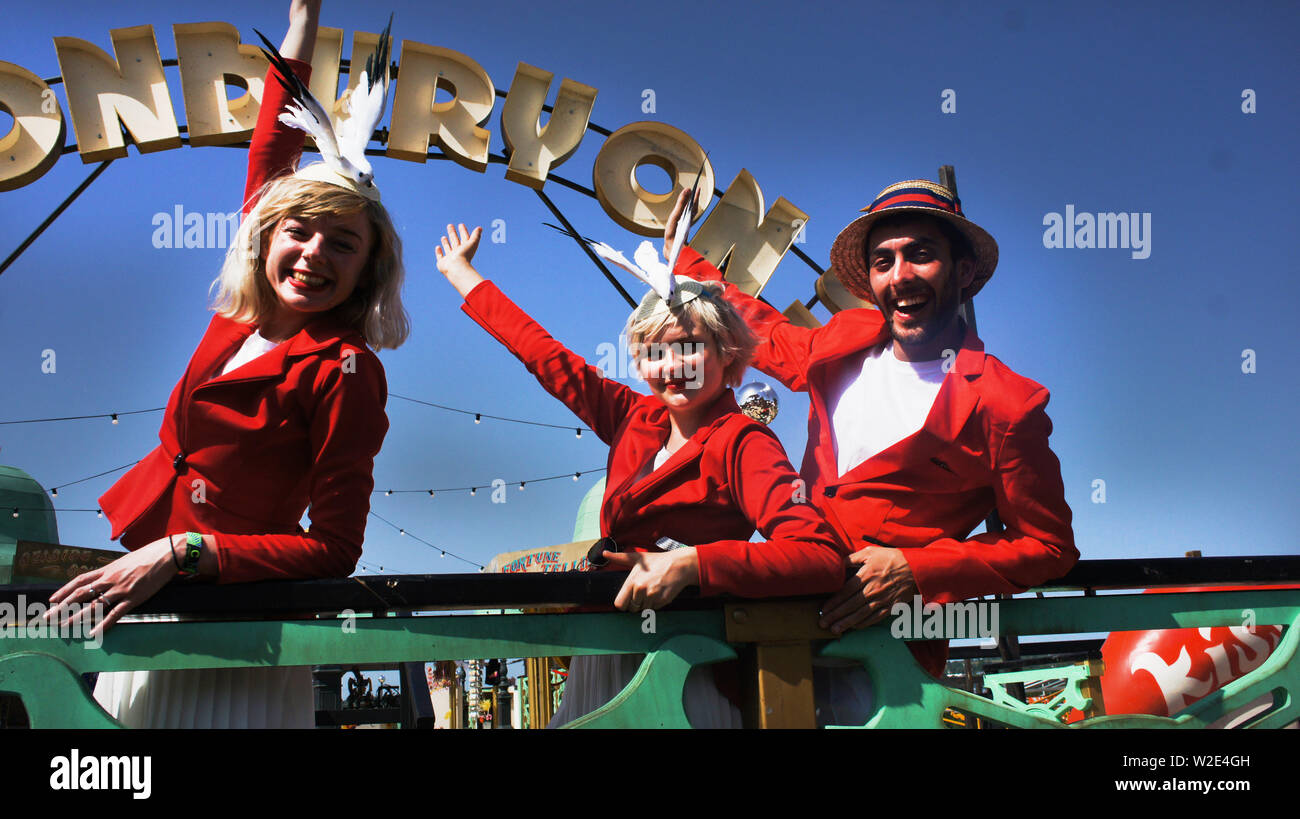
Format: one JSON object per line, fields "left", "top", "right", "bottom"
{"left": 96, "top": 509, "right": 103, "bottom": 518}
{"left": 427, "top": 490, "right": 435, "bottom": 497}
{"left": 51, "top": 488, "right": 58, "bottom": 497}
{"left": 110, "top": 413, "right": 119, "bottom": 425}
{"left": 575, "top": 428, "right": 582, "bottom": 438}
{"left": 519, "top": 482, "right": 526, "bottom": 490}
{"left": 573, "top": 472, "right": 581, "bottom": 481}
{"left": 11, "top": 509, "right": 18, "bottom": 518}
{"left": 399, "top": 529, "right": 405, "bottom": 536}
{"left": 470, "top": 487, "right": 476, "bottom": 496}
{"left": 386, "top": 490, "right": 392, "bottom": 496}
{"left": 474, "top": 413, "right": 481, "bottom": 424}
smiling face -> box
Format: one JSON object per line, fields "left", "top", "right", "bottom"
{"left": 636, "top": 315, "right": 732, "bottom": 416}
{"left": 866, "top": 218, "right": 975, "bottom": 361}
{"left": 262, "top": 211, "right": 374, "bottom": 333}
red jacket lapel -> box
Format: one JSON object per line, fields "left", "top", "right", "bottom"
{"left": 817, "top": 322, "right": 988, "bottom": 489}
{"left": 191, "top": 313, "right": 363, "bottom": 394}
{"left": 603, "top": 390, "right": 744, "bottom": 532}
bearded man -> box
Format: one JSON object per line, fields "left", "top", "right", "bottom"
{"left": 670, "top": 179, "right": 1078, "bottom": 692}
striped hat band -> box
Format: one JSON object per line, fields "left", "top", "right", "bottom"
{"left": 866, "top": 181, "right": 963, "bottom": 216}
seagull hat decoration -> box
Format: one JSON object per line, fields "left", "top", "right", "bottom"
{"left": 544, "top": 155, "right": 709, "bottom": 307}
{"left": 540, "top": 156, "right": 712, "bottom": 316}
{"left": 544, "top": 223, "right": 676, "bottom": 304}
{"left": 253, "top": 15, "right": 394, "bottom": 200}
{"left": 543, "top": 222, "right": 715, "bottom": 325}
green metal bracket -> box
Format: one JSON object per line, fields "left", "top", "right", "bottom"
{"left": 0, "top": 651, "right": 122, "bottom": 729}
{"left": 983, "top": 663, "right": 1095, "bottom": 723}
{"left": 561, "top": 634, "right": 736, "bottom": 729}
{"left": 821, "top": 588, "right": 1300, "bottom": 729}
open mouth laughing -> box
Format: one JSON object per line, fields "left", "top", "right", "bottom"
{"left": 889, "top": 290, "right": 932, "bottom": 319}
{"left": 287, "top": 269, "right": 332, "bottom": 291}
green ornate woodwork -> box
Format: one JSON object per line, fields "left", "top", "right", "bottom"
{"left": 563, "top": 634, "right": 735, "bottom": 729}
{"left": 0, "top": 587, "right": 1295, "bottom": 729}
{"left": 982, "top": 662, "right": 1098, "bottom": 724}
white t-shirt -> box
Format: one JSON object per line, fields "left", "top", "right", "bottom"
{"left": 829, "top": 342, "right": 947, "bottom": 477}
{"left": 632, "top": 446, "right": 673, "bottom": 485}
{"left": 219, "top": 329, "right": 281, "bottom": 376}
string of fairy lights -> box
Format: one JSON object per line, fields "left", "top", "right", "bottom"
{"left": 9, "top": 461, "right": 608, "bottom": 571}
{"left": 1, "top": 391, "right": 592, "bottom": 437}
{"left": 3, "top": 390, "right": 611, "bottom": 572}
{"left": 377, "top": 466, "right": 605, "bottom": 497}
{"left": 367, "top": 511, "right": 486, "bottom": 570}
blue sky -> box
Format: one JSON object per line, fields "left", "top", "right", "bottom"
{"left": 1, "top": 0, "right": 1296, "bottom": 578}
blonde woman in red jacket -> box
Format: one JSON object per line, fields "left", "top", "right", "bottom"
{"left": 435, "top": 224, "right": 848, "bottom": 726}
{"left": 45, "top": 0, "right": 407, "bottom": 728}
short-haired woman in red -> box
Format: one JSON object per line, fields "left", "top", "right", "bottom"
{"left": 434, "top": 223, "right": 848, "bottom": 727}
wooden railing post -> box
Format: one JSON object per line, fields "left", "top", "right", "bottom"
{"left": 726, "top": 600, "right": 834, "bottom": 728}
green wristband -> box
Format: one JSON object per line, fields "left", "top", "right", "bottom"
{"left": 179, "top": 532, "right": 203, "bottom": 576}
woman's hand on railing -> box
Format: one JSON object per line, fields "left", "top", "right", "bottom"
{"left": 603, "top": 547, "right": 700, "bottom": 611}
{"left": 42, "top": 535, "right": 209, "bottom": 639}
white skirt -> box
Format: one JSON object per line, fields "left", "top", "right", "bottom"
{"left": 548, "top": 654, "right": 742, "bottom": 729}
{"left": 93, "top": 666, "right": 315, "bottom": 729}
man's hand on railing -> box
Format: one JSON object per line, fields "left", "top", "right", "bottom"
{"left": 818, "top": 545, "right": 919, "bottom": 635}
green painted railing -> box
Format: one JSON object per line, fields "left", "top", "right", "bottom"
{"left": 0, "top": 573, "right": 1296, "bottom": 729}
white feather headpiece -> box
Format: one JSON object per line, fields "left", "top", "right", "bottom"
{"left": 254, "top": 16, "right": 393, "bottom": 201}
{"left": 541, "top": 162, "right": 708, "bottom": 310}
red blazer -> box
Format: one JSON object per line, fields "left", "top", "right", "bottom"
{"left": 460, "top": 280, "right": 848, "bottom": 598}
{"left": 677, "top": 248, "right": 1077, "bottom": 660}
{"left": 99, "top": 57, "right": 388, "bottom": 583}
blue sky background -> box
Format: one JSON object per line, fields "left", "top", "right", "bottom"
{"left": 1, "top": 0, "right": 1296, "bottom": 579}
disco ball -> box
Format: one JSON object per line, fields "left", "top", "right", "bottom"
{"left": 737, "top": 381, "right": 779, "bottom": 424}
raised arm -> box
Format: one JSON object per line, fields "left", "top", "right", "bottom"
{"left": 664, "top": 188, "right": 820, "bottom": 392}
{"left": 435, "top": 223, "right": 643, "bottom": 444}
{"left": 244, "top": 0, "right": 321, "bottom": 213}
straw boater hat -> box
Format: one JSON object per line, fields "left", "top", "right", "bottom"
{"left": 828, "top": 179, "right": 999, "bottom": 304}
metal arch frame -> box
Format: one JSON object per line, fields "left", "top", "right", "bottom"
{"left": 3, "top": 58, "right": 828, "bottom": 316}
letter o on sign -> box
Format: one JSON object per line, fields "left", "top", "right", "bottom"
{"left": 0, "top": 61, "right": 66, "bottom": 191}
{"left": 592, "top": 121, "right": 713, "bottom": 236}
